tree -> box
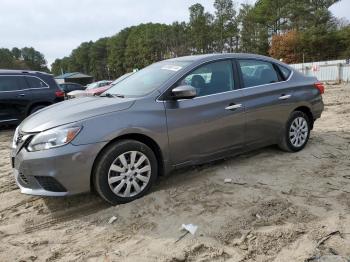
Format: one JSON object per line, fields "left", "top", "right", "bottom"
{"left": 189, "top": 3, "right": 214, "bottom": 53}
{"left": 70, "top": 42, "right": 93, "bottom": 74}
{"left": 0, "top": 47, "right": 48, "bottom": 71}
{"left": 11, "top": 47, "right": 21, "bottom": 60}
{"left": 238, "top": 4, "right": 269, "bottom": 54}
{"left": 21, "top": 47, "right": 49, "bottom": 71}
{"left": 0, "top": 48, "right": 15, "bottom": 69}
{"left": 107, "top": 28, "right": 132, "bottom": 78}
{"left": 269, "top": 30, "right": 301, "bottom": 63}
{"left": 48, "top": 0, "right": 346, "bottom": 77}
{"left": 124, "top": 23, "right": 170, "bottom": 70}
{"left": 89, "top": 38, "right": 109, "bottom": 80}
{"left": 167, "top": 22, "right": 190, "bottom": 57}
{"left": 337, "top": 26, "right": 350, "bottom": 58}
{"left": 213, "top": 0, "right": 238, "bottom": 52}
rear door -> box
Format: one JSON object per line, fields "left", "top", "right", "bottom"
{"left": 164, "top": 59, "right": 246, "bottom": 166}
{"left": 0, "top": 75, "right": 29, "bottom": 123}
{"left": 236, "top": 59, "right": 295, "bottom": 147}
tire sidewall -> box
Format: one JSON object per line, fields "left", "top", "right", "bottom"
{"left": 285, "top": 111, "right": 311, "bottom": 152}
{"left": 93, "top": 140, "right": 158, "bottom": 205}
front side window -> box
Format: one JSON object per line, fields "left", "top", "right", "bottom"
{"left": 238, "top": 60, "right": 280, "bottom": 88}
{"left": 25, "top": 76, "right": 48, "bottom": 89}
{"left": 179, "top": 60, "right": 234, "bottom": 97}
{"left": 106, "top": 61, "right": 191, "bottom": 97}
{"left": 0, "top": 76, "right": 25, "bottom": 91}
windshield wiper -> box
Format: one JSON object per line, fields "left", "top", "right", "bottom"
{"left": 100, "top": 93, "right": 125, "bottom": 98}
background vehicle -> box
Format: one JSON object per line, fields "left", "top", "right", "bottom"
{"left": 67, "top": 80, "right": 112, "bottom": 99}
{"left": 0, "top": 70, "right": 64, "bottom": 125}
{"left": 85, "top": 80, "right": 112, "bottom": 90}
{"left": 58, "top": 82, "right": 85, "bottom": 97}
{"left": 87, "top": 73, "right": 134, "bottom": 96}
{"left": 67, "top": 74, "right": 133, "bottom": 98}
{"left": 12, "top": 54, "right": 324, "bottom": 205}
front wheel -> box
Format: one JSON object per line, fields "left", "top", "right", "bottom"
{"left": 93, "top": 140, "right": 158, "bottom": 205}
{"left": 278, "top": 111, "right": 311, "bottom": 152}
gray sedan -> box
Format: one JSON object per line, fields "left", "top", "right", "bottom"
{"left": 11, "top": 53, "right": 324, "bottom": 204}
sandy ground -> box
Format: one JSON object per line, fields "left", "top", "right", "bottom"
{"left": 0, "top": 84, "right": 350, "bottom": 262}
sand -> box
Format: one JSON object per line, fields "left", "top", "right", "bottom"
{"left": 0, "top": 84, "right": 349, "bottom": 262}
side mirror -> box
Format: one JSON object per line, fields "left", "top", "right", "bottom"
{"left": 172, "top": 85, "right": 197, "bottom": 100}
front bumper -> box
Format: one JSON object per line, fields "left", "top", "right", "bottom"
{"left": 12, "top": 141, "right": 107, "bottom": 196}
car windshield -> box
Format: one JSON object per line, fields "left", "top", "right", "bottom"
{"left": 104, "top": 61, "right": 190, "bottom": 97}
{"left": 110, "top": 73, "right": 134, "bottom": 87}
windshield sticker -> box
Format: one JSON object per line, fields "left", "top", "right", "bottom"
{"left": 161, "top": 65, "right": 182, "bottom": 71}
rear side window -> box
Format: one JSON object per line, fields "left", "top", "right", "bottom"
{"left": 0, "top": 76, "right": 26, "bottom": 91}
{"left": 276, "top": 64, "right": 291, "bottom": 80}
{"left": 25, "top": 76, "right": 48, "bottom": 89}
{"left": 238, "top": 60, "right": 280, "bottom": 88}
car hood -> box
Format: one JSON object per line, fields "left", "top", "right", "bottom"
{"left": 20, "top": 96, "right": 135, "bottom": 133}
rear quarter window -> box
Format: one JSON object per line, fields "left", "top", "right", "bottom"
{"left": 276, "top": 64, "right": 292, "bottom": 80}
{"left": 25, "top": 76, "right": 48, "bottom": 89}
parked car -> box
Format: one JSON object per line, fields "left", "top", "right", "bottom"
{"left": 67, "top": 75, "right": 133, "bottom": 99}
{"left": 11, "top": 54, "right": 324, "bottom": 205}
{"left": 86, "top": 73, "right": 134, "bottom": 96}
{"left": 67, "top": 80, "right": 112, "bottom": 99}
{"left": 0, "top": 70, "right": 64, "bottom": 125}
{"left": 58, "top": 82, "right": 85, "bottom": 97}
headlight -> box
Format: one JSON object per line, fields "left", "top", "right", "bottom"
{"left": 27, "top": 126, "right": 81, "bottom": 152}
{"left": 12, "top": 126, "right": 20, "bottom": 149}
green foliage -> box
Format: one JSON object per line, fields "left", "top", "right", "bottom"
{"left": 213, "top": 0, "right": 239, "bottom": 52}
{"left": 45, "top": 0, "right": 350, "bottom": 79}
{"left": 188, "top": 3, "right": 214, "bottom": 53}
{"left": 124, "top": 23, "right": 170, "bottom": 70}
{"left": 0, "top": 47, "right": 48, "bottom": 72}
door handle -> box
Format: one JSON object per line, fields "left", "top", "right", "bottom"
{"left": 279, "top": 94, "right": 291, "bottom": 100}
{"left": 225, "top": 104, "right": 242, "bottom": 111}
{"left": 18, "top": 93, "right": 26, "bottom": 97}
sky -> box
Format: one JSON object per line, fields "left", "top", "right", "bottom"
{"left": 0, "top": 0, "right": 349, "bottom": 67}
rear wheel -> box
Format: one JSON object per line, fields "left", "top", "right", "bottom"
{"left": 93, "top": 140, "right": 158, "bottom": 205}
{"left": 279, "top": 111, "right": 311, "bottom": 152}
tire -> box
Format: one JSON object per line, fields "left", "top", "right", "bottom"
{"left": 30, "top": 105, "right": 46, "bottom": 115}
{"left": 93, "top": 140, "right": 158, "bottom": 205}
{"left": 278, "top": 111, "right": 311, "bottom": 152}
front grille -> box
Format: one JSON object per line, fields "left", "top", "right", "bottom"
{"left": 35, "top": 176, "right": 67, "bottom": 192}
{"left": 19, "top": 173, "right": 29, "bottom": 185}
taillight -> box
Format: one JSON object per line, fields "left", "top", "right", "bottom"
{"left": 55, "top": 90, "right": 65, "bottom": 97}
{"left": 314, "top": 82, "right": 325, "bottom": 94}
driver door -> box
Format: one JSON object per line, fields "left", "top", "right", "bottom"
{"left": 164, "top": 60, "right": 246, "bottom": 166}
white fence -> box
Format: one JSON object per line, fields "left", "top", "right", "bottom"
{"left": 290, "top": 60, "right": 350, "bottom": 82}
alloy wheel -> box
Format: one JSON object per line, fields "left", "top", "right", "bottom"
{"left": 108, "top": 151, "right": 151, "bottom": 197}
{"left": 289, "top": 117, "right": 309, "bottom": 147}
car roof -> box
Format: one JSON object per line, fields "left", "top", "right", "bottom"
{"left": 0, "top": 69, "right": 52, "bottom": 75}
{"left": 164, "top": 53, "right": 281, "bottom": 64}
